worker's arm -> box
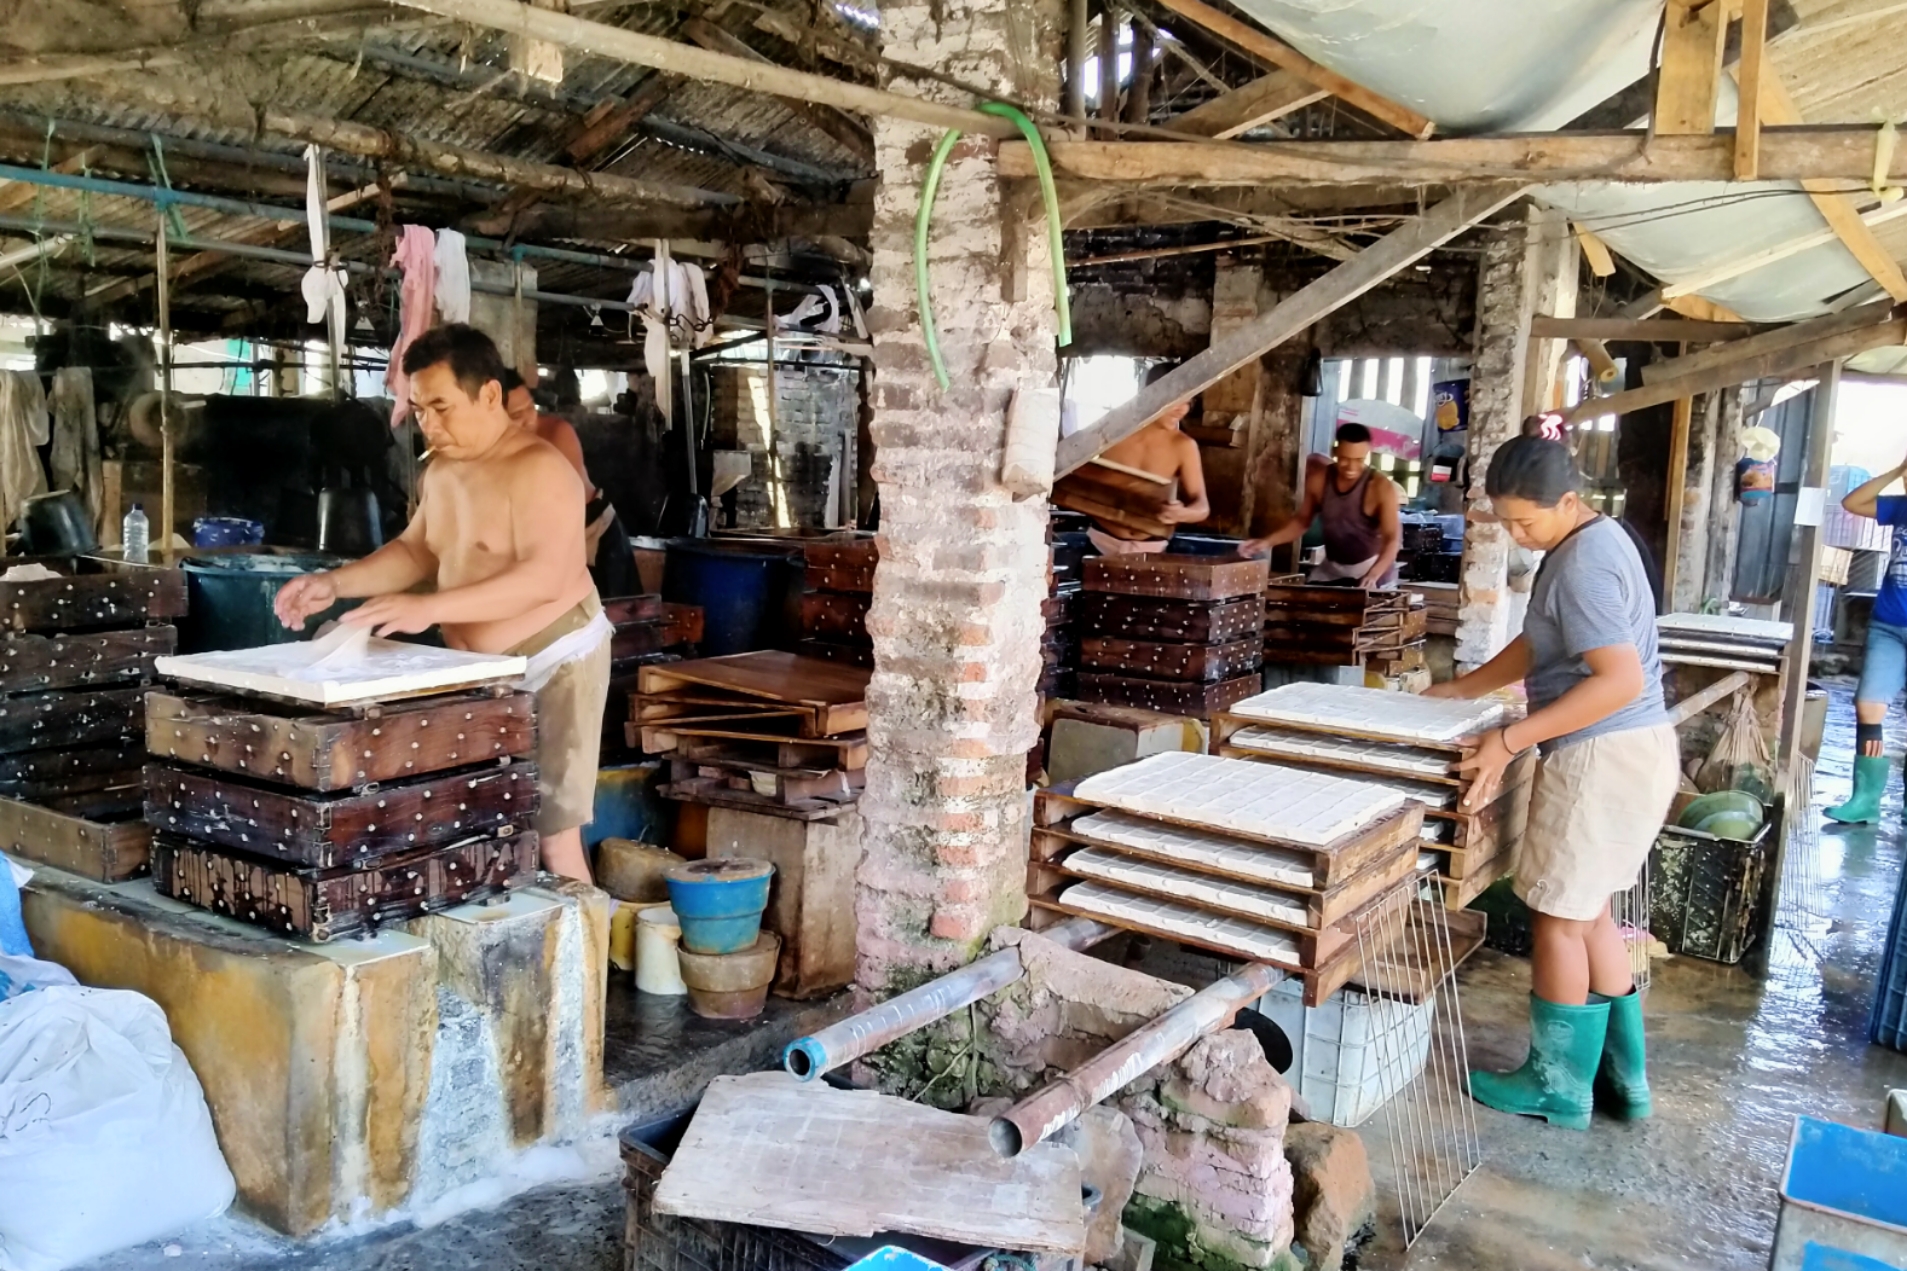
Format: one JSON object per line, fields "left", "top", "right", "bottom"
{"left": 1358, "top": 476, "right": 1404, "bottom": 588}
{"left": 1456, "top": 643, "right": 1643, "bottom": 810}
{"left": 1239, "top": 459, "right": 1325, "bottom": 557}
{"left": 1157, "top": 434, "right": 1210, "bottom": 526}
{"left": 272, "top": 485, "right": 437, "bottom": 630}
{"left": 1842, "top": 455, "right": 1907, "bottom": 517}
{"left": 1422, "top": 634, "right": 1531, "bottom": 702}
{"left": 345, "top": 449, "right": 587, "bottom": 635}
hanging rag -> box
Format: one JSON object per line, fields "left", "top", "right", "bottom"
{"left": 0, "top": 370, "right": 47, "bottom": 448}
{"left": 778, "top": 284, "right": 842, "bottom": 335}
{"left": 386, "top": 224, "right": 439, "bottom": 427}
{"left": 300, "top": 145, "right": 348, "bottom": 369}
{"left": 0, "top": 372, "right": 48, "bottom": 533}
{"left": 434, "top": 229, "right": 471, "bottom": 324}
{"left": 47, "top": 368, "right": 102, "bottom": 538}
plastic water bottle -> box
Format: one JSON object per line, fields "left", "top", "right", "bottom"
{"left": 123, "top": 503, "right": 150, "bottom": 564}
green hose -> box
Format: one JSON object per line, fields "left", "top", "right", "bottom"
{"left": 914, "top": 103, "right": 1073, "bottom": 391}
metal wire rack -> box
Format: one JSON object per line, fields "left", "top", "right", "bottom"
{"left": 1347, "top": 874, "right": 1485, "bottom": 1250}
{"left": 1613, "top": 855, "right": 1653, "bottom": 994}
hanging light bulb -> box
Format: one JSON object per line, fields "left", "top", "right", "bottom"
{"left": 587, "top": 304, "right": 605, "bottom": 330}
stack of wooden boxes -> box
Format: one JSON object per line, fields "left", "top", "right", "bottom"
{"left": 796, "top": 537, "right": 876, "bottom": 668}
{"left": 1075, "top": 554, "right": 1270, "bottom": 720}
{"left": 1414, "top": 583, "right": 1460, "bottom": 639}
{"left": 0, "top": 559, "right": 186, "bottom": 882}
{"left": 1262, "top": 581, "right": 1426, "bottom": 673}
{"left": 602, "top": 595, "right": 703, "bottom": 759}
{"left": 142, "top": 656, "right": 542, "bottom": 941}
{"left": 1027, "top": 750, "right": 1425, "bottom": 1003}
{"left": 1212, "top": 683, "right": 1534, "bottom": 910}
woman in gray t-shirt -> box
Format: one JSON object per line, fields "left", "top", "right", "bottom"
{"left": 1424, "top": 436, "right": 1677, "bottom": 1132}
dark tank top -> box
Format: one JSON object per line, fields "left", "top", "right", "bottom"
{"left": 1321, "top": 466, "right": 1383, "bottom": 564}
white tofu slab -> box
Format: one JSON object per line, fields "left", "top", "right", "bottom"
{"left": 1225, "top": 724, "right": 1454, "bottom": 779}
{"left": 1229, "top": 682, "right": 1506, "bottom": 744}
{"left": 1072, "top": 751, "right": 1406, "bottom": 847}
{"left": 1062, "top": 846, "right": 1314, "bottom": 928}
{"left": 155, "top": 625, "right": 526, "bottom": 707}
{"left": 1058, "top": 879, "right": 1302, "bottom": 966}
{"left": 1071, "top": 809, "right": 1318, "bottom": 889}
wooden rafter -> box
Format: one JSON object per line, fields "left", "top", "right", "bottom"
{"left": 1531, "top": 316, "right": 1762, "bottom": 341}
{"left": 1167, "top": 73, "right": 1329, "bottom": 139}
{"left": 680, "top": 18, "right": 873, "bottom": 163}
{"left": 1150, "top": 0, "right": 1435, "bottom": 139}
{"left": 1734, "top": 0, "right": 1770, "bottom": 178}
{"left": 1655, "top": 0, "right": 1729, "bottom": 135}
{"left": 1574, "top": 223, "right": 1616, "bottom": 277}
{"left": 1640, "top": 301, "right": 1897, "bottom": 386}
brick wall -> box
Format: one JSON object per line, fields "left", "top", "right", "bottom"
{"left": 708, "top": 363, "right": 860, "bottom": 529}
{"left": 855, "top": 0, "right": 1065, "bottom": 996}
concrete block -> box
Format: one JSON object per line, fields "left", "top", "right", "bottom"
{"left": 595, "top": 837, "right": 685, "bottom": 903}
{"left": 706, "top": 806, "right": 859, "bottom": 999}
{"left": 17, "top": 860, "right": 436, "bottom": 1236}
{"left": 1046, "top": 703, "right": 1208, "bottom": 787}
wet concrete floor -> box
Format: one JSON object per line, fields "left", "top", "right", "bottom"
{"left": 80, "top": 681, "right": 1907, "bottom": 1270}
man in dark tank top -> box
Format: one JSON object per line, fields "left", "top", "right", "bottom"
{"left": 1240, "top": 423, "right": 1403, "bottom": 588}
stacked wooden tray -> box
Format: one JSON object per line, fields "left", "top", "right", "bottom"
{"left": 1074, "top": 555, "right": 1270, "bottom": 719}
{"left": 1262, "top": 582, "right": 1424, "bottom": 667}
{"left": 1413, "top": 582, "right": 1460, "bottom": 639}
{"left": 1027, "top": 751, "right": 1425, "bottom": 1004}
{"left": 1213, "top": 683, "right": 1533, "bottom": 909}
{"left": 602, "top": 596, "right": 703, "bottom": 758}
{"left": 1039, "top": 589, "right": 1078, "bottom": 701}
{"left": 795, "top": 537, "right": 876, "bottom": 668}
{"left": 142, "top": 677, "right": 542, "bottom": 940}
{"left": 634, "top": 651, "right": 869, "bottom": 820}
{"left": 0, "top": 558, "right": 186, "bottom": 882}
{"left": 1655, "top": 613, "right": 1791, "bottom": 675}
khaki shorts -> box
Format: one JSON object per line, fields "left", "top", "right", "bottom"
{"left": 1514, "top": 723, "right": 1679, "bottom": 921}
{"left": 508, "top": 595, "right": 612, "bottom": 837}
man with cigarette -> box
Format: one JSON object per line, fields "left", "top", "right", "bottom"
{"left": 272, "top": 324, "right": 610, "bottom": 883}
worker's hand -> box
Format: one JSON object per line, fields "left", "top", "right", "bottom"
{"left": 273, "top": 573, "right": 338, "bottom": 631}
{"left": 1420, "top": 679, "right": 1469, "bottom": 701}
{"left": 1357, "top": 563, "right": 1388, "bottom": 589}
{"left": 1237, "top": 538, "right": 1270, "bottom": 559}
{"left": 1157, "top": 500, "right": 1197, "bottom": 525}
{"left": 342, "top": 593, "right": 439, "bottom": 638}
{"left": 1455, "top": 727, "right": 1516, "bottom": 812}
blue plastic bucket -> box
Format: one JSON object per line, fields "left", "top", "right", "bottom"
{"left": 192, "top": 517, "right": 265, "bottom": 548}
{"left": 661, "top": 539, "right": 802, "bottom": 656}
{"left": 664, "top": 858, "right": 775, "bottom": 955}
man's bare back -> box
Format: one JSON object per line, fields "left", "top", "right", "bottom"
{"left": 1093, "top": 409, "right": 1209, "bottom": 541}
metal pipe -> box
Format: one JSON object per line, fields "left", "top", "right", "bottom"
{"left": 782, "top": 917, "right": 1115, "bottom": 1082}
{"left": 988, "top": 961, "right": 1283, "bottom": 1158}
{"left": 0, "top": 234, "right": 70, "bottom": 273}
{"left": 1066, "top": 0, "right": 1089, "bottom": 124}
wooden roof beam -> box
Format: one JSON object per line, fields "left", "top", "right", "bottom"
{"left": 1055, "top": 180, "right": 1528, "bottom": 475}
{"left": 996, "top": 128, "right": 1907, "bottom": 188}
{"left": 1654, "top": 0, "right": 1730, "bottom": 136}
{"left": 1150, "top": 0, "right": 1435, "bottom": 139}
{"left": 680, "top": 19, "right": 873, "bottom": 164}
{"left": 1640, "top": 300, "right": 1897, "bottom": 386}
{"left": 1166, "top": 72, "right": 1329, "bottom": 140}
{"left": 1531, "top": 316, "right": 1764, "bottom": 341}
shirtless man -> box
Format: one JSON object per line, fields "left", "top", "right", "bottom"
{"left": 272, "top": 325, "right": 611, "bottom": 883}
{"left": 501, "top": 369, "right": 639, "bottom": 598}
{"left": 1085, "top": 393, "right": 1210, "bottom": 556}
{"left": 1241, "top": 422, "right": 1402, "bottom": 588}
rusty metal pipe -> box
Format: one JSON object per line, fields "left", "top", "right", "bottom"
{"left": 782, "top": 918, "right": 1116, "bottom": 1082}
{"left": 989, "top": 961, "right": 1284, "bottom": 1158}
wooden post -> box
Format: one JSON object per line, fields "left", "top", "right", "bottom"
{"left": 1777, "top": 360, "right": 1841, "bottom": 769}
{"left": 1124, "top": 21, "right": 1153, "bottom": 125}
{"left": 1066, "top": 0, "right": 1089, "bottom": 125}
{"left": 1662, "top": 343, "right": 1693, "bottom": 603}
{"left": 1735, "top": 0, "right": 1770, "bottom": 179}
{"left": 156, "top": 209, "right": 174, "bottom": 564}
{"left": 1096, "top": 6, "right": 1120, "bottom": 139}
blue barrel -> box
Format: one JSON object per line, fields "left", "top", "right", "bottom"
{"left": 661, "top": 539, "right": 803, "bottom": 656}
{"left": 179, "top": 553, "right": 352, "bottom": 653}
{"left": 192, "top": 517, "right": 265, "bottom": 548}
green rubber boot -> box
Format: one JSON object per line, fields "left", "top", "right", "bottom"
{"left": 1826, "top": 754, "right": 1889, "bottom": 824}
{"left": 1593, "top": 987, "right": 1652, "bottom": 1120}
{"left": 1470, "top": 994, "right": 1609, "bottom": 1131}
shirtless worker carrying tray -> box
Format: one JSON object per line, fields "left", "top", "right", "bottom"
{"left": 272, "top": 324, "right": 611, "bottom": 884}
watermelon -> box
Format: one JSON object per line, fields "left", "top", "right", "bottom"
{"left": 1678, "top": 790, "right": 1764, "bottom": 830}
{"left": 1693, "top": 812, "right": 1762, "bottom": 841}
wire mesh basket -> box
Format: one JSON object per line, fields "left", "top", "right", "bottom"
{"left": 1612, "top": 856, "right": 1652, "bottom": 994}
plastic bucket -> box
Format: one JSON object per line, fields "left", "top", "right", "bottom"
{"left": 661, "top": 538, "right": 802, "bottom": 655}
{"left": 664, "top": 858, "right": 774, "bottom": 954}
{"left": 179, "top": 553, "right": 350, "bottom": 653}
{"left": 191, "top": 517, "right": 265, "bottom": 548}
{"left": 635, "top": 905, "right": 688, "bottom": 996}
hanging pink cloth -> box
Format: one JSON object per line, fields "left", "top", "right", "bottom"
{"left": 386, "top": 224, "right": 437, "bottom": 427}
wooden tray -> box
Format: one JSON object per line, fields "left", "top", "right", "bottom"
{"left": 635, "top": 724, "right": 869, "bottom": 770}
{"left": 1083, "top": 554, "right": 1270, "bottom": 602}
{"left": 1350, "top": 904, "right": 1488, "bottom": 1003}
{"left": 145, "top": 689, "right": 536, "bottom": 792}
{"left": 660, "top": 777, "right": 858, "bottom": 822}
{"left": 1074, "top": 672, "right": 1260, "bottom": 719}
{"left": 0, "top": 740, "right": 146, "bottom": 802}
{"left": 1079, "top": 594, "right": 1263, "bottom": 644}
{"left": 1079, "top": 635, "right": 1262, "bottom": 683}
{"left": 668, "top": 756, "right": 863, "bottom": 805}
{"left": 800, "top": 537, "right": 879, "bottom": 573}
{"left": 0, "top": 794, "right": 151, "bottom": 881}
{"left": 0, "top": 558, "right": 186, "bottom": 633}
{"left": 1440, "top": 851, "right": 1513, "bottom": 910}
{"left": 801, "top": 591, "right": 871, "bottom": 642}
{"left": 0, "top": 625, "right": 175, "bottom": 695}
{"left": 636, "top": 652, "right": 868, "bottom": 738}
{"left": 151, "top": 830, "right": 540, "bottom": 942}
{"left": 661, "top": 603, "right": 704, "bottom": 647}
{"left": 144, "top": 760, "right": 538, "bottom": 869}
{"left": 0, "top": 685, "right": 144, "bottom": 755}
{"left": 1051, "top": 472, "right": 1173, "bottom": 540}
{"left": 603, "top": 595, "right": 664, "bottom": 625}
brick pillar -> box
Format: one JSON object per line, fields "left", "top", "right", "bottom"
{"left": 1455, "top": 203, "right": 1575, "bottom": 670}
{"left": 857, "top": 0, "right": 1065, "bottom": 995}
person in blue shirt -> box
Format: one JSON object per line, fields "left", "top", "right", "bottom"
{"left": 1826, "top": 459, "right": 1907, "bottom": 822}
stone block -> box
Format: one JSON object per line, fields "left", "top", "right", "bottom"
{"left": 1282, "top": 1123, "right": 1374, "bottom": 1271}
{"left": 18, "top": 861, "right": 437, "bottom": 1236}
{"left": 706, "top": 806, "right": 860, "bottom": 999}
{"left": 595, "top": 837, "right": 684, "bottom": 903}
{"left": 1057, "top": 1105, "right": 1145, "bottom": 1265}
{"left": 1045, "top": 703, "right": 1209, "bottom": 786}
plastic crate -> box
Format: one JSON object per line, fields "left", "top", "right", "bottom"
{"left": 1648, "top": 800, "right": 1776, "bottom": 966}
{"left": 1770, "top": 1117, "right": 1907, "bottom": 1271}
{"left": 1256, "top": 979, "right": 1434, "bottom": 1128}
{"left": 1870, "top": 857, "right": 1907, "bottom": 1053}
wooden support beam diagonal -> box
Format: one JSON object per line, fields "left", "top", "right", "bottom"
{"left": 1734, "top": 0, "right": 1770, "bottom": 178}
{"left": 1054, "top": 180, "right": 1529, "bottom": 476}
{"left": 1168, "top": 73, "right": 1328, "bottom": 139}
{"left": 1640, "top": 300, "right": 1896, "bottom": 386}
{"left": 1655, "top": 0, "right": 1729, "bottom": 135}
{"left": 1150, "top": 0, "right": 1435, "bottom": 139}
{"left": 1531, "top": 316, "right": 1763, "bottom": 342}
{"left": 680, "top": 19, "right": 872, "bottom": 163}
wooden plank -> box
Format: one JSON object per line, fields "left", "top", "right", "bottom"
{"left": 998, "top": 129, "right": 1907, "bottom": 190}
{"left": 1168, "top": 73, "right": 1329, "bottom": 139}
{"left": 1574, "top": 224, "right": 1617, "bottom": 276}
{"left": 638, "top": 725, "right": 869, "bottom": 769}
{"left": 1664, "top": 391, "right": 1694, "bottom": 603}
{"left": 1734, "top": 0, "right": 1770, "bottom": 179}
{"left": 1084, "top": 554, "right": 1270, "bottom": 601}
{"left": 661, "top": 778, "right": 856, "bottom": 822}
{"left": 0, "top": 560, "right": 186, "bottom": 633}
{"left": 1641, "top": 302, "right": 1895, "bottom": 386}
{"left": 1667, "top": 669, "right": 1752, "bottom": 727}
{"left": 145, "top": 690, "right": 536, "bottom": 792}
{"left": 0, "top": 685, "right": 144, "bottom": 754}
{"left": 1055, "top": 182, "right": 1529, "bottom": 475}
{"left": 654, "top": 1073, "right": 1086, "bottom": 1252}
{"left": 0, "top": 795, "right": 149, "bottom": 881}
{"left": 1562, "top": 318, "right": 1907, "bottom": 425}
{"left": 1654, "top": 0, "right": 1728, "bottom": 136}
{"left": 144, "top": 761, "right": 538, "bottom": 868}
{"left": 0, "top": 741, "right": 145, "bottom": 801}
{"left": 1530, "top": 316, "right": 1761, "bottom": 342}
{"left": 635, "top": 652, "right": 869, "bottom": 737}
{"left": 0, "top": 625, "right": 174, "bottom": 694}
{"left": 1151, "top": 0, "right": 1434, "bottom": 139}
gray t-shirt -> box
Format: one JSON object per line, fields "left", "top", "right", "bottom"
{"left": 1523, "top": 517, "right": 1666, "bottom": 753}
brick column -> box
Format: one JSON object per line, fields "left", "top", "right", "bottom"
{"left": 1455, "top": 203, "right": 1575, "bottom": 670}
{"left": 857, "top": 0, "right": 1065, "bottom": 995}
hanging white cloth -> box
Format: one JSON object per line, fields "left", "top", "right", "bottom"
{"left": 624, "top": 258, "right": 714, "bottom": 355}
{"left": 433, "top": 229, "right": 471, "bottom": 324}
{"left": 300, "top": 145, "right": 347, "bottom": 356}
{"left": 0, "top": 370, "right": 48, "bottom": 448}
{"left": 777, "top": 284, "right": 842, "bottom": 336}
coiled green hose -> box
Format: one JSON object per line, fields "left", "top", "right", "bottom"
{"left": 914, "top": 102, "right": 1072, "bottom": 391}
